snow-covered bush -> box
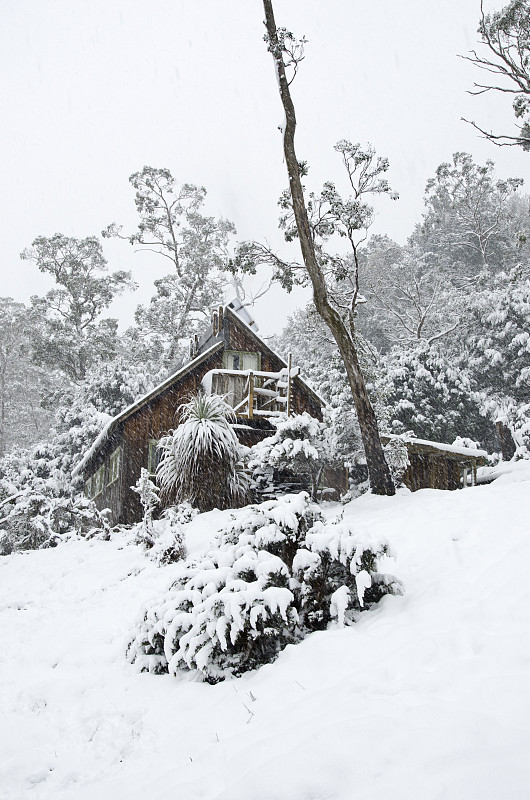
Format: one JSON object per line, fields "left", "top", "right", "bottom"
{"left": 127, "top": 493, "right": 402, "bottom": 682}
{"left": 157, "top": 393, "right": 250, "bottom": 512}
{"left": 0, "top": 490, "right": 108, "bottom": 554}
{"left": 147, "top": 513, "right": 186, "bottom": 566}
{"left": 383, "top": 436, "right": 410, "bottom": 486}
{"left": 133, "top": 501, "right": 197, "bottom": 565}
{"left": 132, "top": 468, "right": 160, "bottom": 546}
{"left": 249, "top": 412, "right": 338, "bottom": 500}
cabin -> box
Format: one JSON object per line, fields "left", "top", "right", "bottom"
{"left": 381, "top": 434, "right": 488, "bottom": 491}
{"left": 73, "top": 301, "right": 324, "bottom": 525}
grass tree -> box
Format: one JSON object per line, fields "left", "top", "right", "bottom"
{"left": 156, "top": 393, "right": 249, "bottom": 512}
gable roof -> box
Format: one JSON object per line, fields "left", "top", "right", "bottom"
{"left": 74, "top": 305, "right": 324, "bottom": 476}
{"left": 73, "top": 342, "right": 223, "bottom": 476}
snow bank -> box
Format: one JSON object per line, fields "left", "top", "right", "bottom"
{"left": 2, "top": 472, "right": 530, "bottom": 799}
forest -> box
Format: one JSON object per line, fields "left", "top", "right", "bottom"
{"left": 1, "top": 142, "right": 529, "bottom": 552}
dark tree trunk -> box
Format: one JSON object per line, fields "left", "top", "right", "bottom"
{"left": 262, "top": 0, "right": 394, "bottom": 496}
{"left": 496, "top": 420, "right": 517, "bottom": 461}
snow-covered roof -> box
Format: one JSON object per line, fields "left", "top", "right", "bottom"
{"left": 381, "top": 433, "right": 488, "bottom": 460}
{"left": 73, "top": 342, "right": 224, "bottom": 476}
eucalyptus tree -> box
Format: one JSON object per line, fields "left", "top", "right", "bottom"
{"left": 412, "top": 153, "right": 527, "bottom": 281}
{"left": 21, "top": 234, "right": 133, "bottom": 381}
{"left": 239, "top": 2, "right": 396, "bottom": 494}
{"left": 462, "top": 0, "right": 530, "bottom": 150}
{"left": 104, "top": 167, "right": 235, "bottom": 370}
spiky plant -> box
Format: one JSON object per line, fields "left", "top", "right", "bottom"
{"left": 156, "top": 393, "right": 250, "bottom": 512}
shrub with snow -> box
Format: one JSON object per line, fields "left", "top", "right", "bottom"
{"left": 148, "top": 504, "right": 199, "bottom": 565}
{"left": 249, "top": 412, "right": 339, "bottom": 500}
{"left": 383, "top": 436, "right": 410, "bottom": 487}
{"left": 0, "top": 491, "right": 109, "bottom": 554}
{"left": 127, "top": 493, "right": 402, "bottom": 682}
{"left": 156, "top": 393, "right": 250, "bottom": 512}
{"left": 132, "top": 468, "right": 160, "bottom": 547}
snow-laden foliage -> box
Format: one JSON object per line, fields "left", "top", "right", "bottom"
{"left": 273, "top": 303, "right": 384, "bottom": 462}
{"left": 127, "top": 493, "right": 402, "bottom": 682}
{"left": 380, "top": 341, "right": 495, "bottom": 448}
{"left": 157, "top": 393, "right": 250, "bottom": 512}
{"left": 146, "top": 507, "right": 187, "bottom": 566}
{"left": 132, "top": 468, "right": 160, "bottom": 545}
{"left": 0, "top": 432, "right": 111, "bottom": 555}
{"left": 134, "top": 502, "right": 197, "bottom": 566}
{"left": 0, "top": 491, "right": 108, "bottom": 555}
{"left": 383, "top": 436, "right": 410, "bottom": 486}
{"left": 249, "top": 412, "right": 340, "bottom": 500}
{"left": 462, "top": 268, "right": 530, "bottom": 407}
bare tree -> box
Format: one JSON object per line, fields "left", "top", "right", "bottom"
{"left": 260, "top": 0, "right": 395, "bottom": 495}
{"left": 461, "top": 0, "right": 530, "bottom": 150}
{"left": 104, "top": 167, "right": 235, "bottom": 369}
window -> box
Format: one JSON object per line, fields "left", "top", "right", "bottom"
{"left": 148, "top": 439, "right": 161, "bottom": 476}
{"left": 93, "top": 465, "right": 105, "bottom": 497}
{"left": 223, "top": 351, "right": 260, "bottom": 371}
{"left": 108, "top": 447, "right": 121, "bottom": 486}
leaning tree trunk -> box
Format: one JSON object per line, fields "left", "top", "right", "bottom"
{"left": 263, "top": 0, "right": 394, "bottom": 496}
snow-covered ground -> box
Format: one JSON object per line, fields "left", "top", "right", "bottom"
{"left": 2, "top": 468, "right": 530, "bottom": 800}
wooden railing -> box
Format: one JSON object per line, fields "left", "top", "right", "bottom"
{"left": 202, "top": 365, "right": 299, "bottom": 419}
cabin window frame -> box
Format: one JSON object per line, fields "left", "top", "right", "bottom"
{"left": 92, "top": 464, "right": 105, "bottom": 497}
{"left": 148, "top": 439, "right": 161, "bottom": 477}
{"left": 223, "top": 350, "right": 261, "bottom": 371}
{"left": 108, "top": 447, "right": 121, "bottom": 486}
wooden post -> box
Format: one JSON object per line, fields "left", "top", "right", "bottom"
{"left": 248, "top": 371, "right": 254, "bottom": 419}
{"left": 287, "top": 352, "right": 292, "bottom": 417}
{"left": 462, "top": 466, "right": 468, "bottom": 489}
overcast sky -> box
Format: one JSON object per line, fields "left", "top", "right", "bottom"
{"left": 1, "top": 0, "right": 528, "bottom": 336}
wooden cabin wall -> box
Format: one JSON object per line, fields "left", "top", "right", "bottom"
{"left": 86, "top": 431, "right": 125, "bottom": 525}
{"left": 403, "top": 452, "right": 465, "bottom": 492}
{"left": 120, "top": 352, "right": 224, "bottom": 524}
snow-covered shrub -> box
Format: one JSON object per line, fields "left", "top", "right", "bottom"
{"left": 249, "top": 412, "right": 338, "bottom": 500}
{"left": 512, "top": 403, "right": 530, "bottom": 459}
{"left": 127, "top": 493, "right": 401, "bottom": 682}
{"left": 157, "top": 393, "right": 250, "bottom": 512}
{"left": 132, "top": 468, "right": 160, "bottom": 546}
{"left": 148, "top": 515, "right": 186, "bottom": 566}
{"left": 383, "top": 436, "right": 410, "bottom": 486}
{"left": 134, "top": 502, "right": 197, "bottom": 565}
{"left": 0, "top": 491, "right": 108, "bottom": 553}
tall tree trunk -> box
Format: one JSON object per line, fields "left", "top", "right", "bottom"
{"left": 262, "top": 0, "right": 395, "bottom": 495}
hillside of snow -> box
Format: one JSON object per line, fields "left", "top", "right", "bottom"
{"left": 2, "top": 470, "right": 530, "bottom": 800}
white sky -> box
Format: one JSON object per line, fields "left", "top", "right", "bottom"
{"left": 1, "top": 0, "right": 528, "bottom": 336}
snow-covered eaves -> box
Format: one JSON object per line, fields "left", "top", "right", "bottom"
{"left": 381, "top": 434, "right": 488, "bottom": 461}
{"left": 73, "top": 342, "right": 224, "bottom": 476}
